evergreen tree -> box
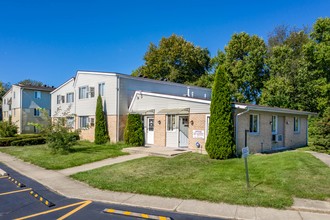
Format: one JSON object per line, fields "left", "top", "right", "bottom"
{"left": 94, "top": 95, "right": 109, "bottom": 144}
{"left": 205, "top": 66, "right": 235, "bottom": 159}
{"left": 124, "top": 114, "right": 144, "bottom": 146}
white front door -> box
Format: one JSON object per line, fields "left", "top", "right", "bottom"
{"left": 146, "top": 117, "right": 154, "bottom": 145}
{"left": 179, "top": 116, "right": 189, "bottom": 148}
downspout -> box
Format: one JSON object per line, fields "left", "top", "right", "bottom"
{"left": 235, "top": 108, "right": 250, "bottom": 155}
{"left": 20, "top": 87, "right": 23, "bottom": 134}
{"left": 116, "top": 76, "right": 120, "bottom": 142}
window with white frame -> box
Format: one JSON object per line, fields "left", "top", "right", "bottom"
{"left": 4, "top": 99, "right": 6, "bottom": 105}
{"left": 13, "top": 92, "right": 15, "bottom": 99}
{"left": 294, "top": 117, "right": 300, "bottom": 132}
{"left": 66, "top": 117, "right": 75, "bottom": 128}
{"left": 66, "top": 93, "right": 74, "bottom": 103}
{"left": 79, "top": 116, "right": 89, "bottom": 128}
{"left": 166, "top": 115, "right": 176, "bottom": 131}
{"left": 57, "top": 95, "right": 61, "bottom": 104}
{"left": 34, "top": 108, "right": 40, "bottom": 117}
{"left": 79, "top": 86, "right": 88, "bottom": 99}
{"left": 249, "top": 114, "right": 259, "bottom": 133}
{"left": 98, "top": 83, "right": 105, "bottom": 96}
{"left": 271, "top": 115, "right": 277, "bottom": 134}
{"left": 34, "top": 91, "right": 41, "bottom": 99}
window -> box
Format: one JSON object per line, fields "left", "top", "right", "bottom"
{"left": 34, "top": 108, "right": 40, "bottom": 116}
{"left": 89, "top": 87, "right": 95, "bottom": 98}
{"left": 34, "top": 91, "right": 41, "bottom": 99}
{"left": 271, "top": 115, "right": 277, "bottom": 134}
{"left": 4, "top": 99, "right": 6, "bottom": 105}
{"left": 294, "top": 117, "right": 300, "bottom": 133}
{"left": 79, "top": 86, "right": 88, "bottom": 99}
{"left": 90, "top": 118, "right": 95, "bottom": 127}
{"left": 66, "top": 117, "right": 75, "bottom": 128}
{"left": 249, "top": 114, "right": 259, "bottom": 133}
{"left": 167, "top": 115, "right": 176, "bottom": 131}
{"left": 98, "top": 83, "right": 105, "bottom": 96}
{"left": 13, "top": 92, "right": 15, "bottom": 99}
{"left": 66, "top": 93, "right": 74, "bottom": 103}
{"left": 79, "top": 116, "right": 89, "bottom": 128}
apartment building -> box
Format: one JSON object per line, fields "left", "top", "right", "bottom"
{"left": 2, "top": 84, "right": 55, "bottom": 133}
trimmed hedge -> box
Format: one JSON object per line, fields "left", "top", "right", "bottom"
{"left": 0, "top": 134, "right": 43, "bottom": 147}
{"left": 11, "top": 137, "right": 46, "bottom": 146}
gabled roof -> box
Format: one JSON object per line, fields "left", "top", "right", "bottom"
{"left": 14, "top": 84, "right": 56, "bottom": 92}
{"left": 129, "top": 91, "right": 316, "bottom": 116}
{"left": 233, "top": 102, "right": 316, "bottom": 116}
{"left": 50, "top": 77, "right": 75, "bottom": 94}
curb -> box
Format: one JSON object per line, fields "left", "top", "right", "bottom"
{"left": 0, "top": 168, "right": 8, "bottom": 176}
{"left": 103, "top": 208, "right": 172, "bottom": 220}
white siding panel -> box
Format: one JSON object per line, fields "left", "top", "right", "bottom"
{"left": 119, "top": 77, "right": 211, "bottom": 115}
{"left": 51, "top": 79, "right": 75, "bottom": 117}
{"left": 131, "top": 94, "right": 210, "bottom": 114}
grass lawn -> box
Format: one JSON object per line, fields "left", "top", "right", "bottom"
{"left": 0, "top": 141, "right": 130, "bottom": 170}
{"left": 71, "top": 151, "right": 330, "bottom": 209}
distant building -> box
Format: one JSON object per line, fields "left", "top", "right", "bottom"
{"left": 2, "top": 84, "right": 55, "bottom": 134}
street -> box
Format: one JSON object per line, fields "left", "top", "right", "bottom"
{"left": 0, "top": 163, "right": 224, "bottom": 220}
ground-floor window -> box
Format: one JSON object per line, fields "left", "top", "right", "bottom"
{"left": 249, "top": 114, "right": 259, "bottom": 133}
{"left": 294, "top": 116, "right": 300, "bottom": 133}
{"left": 66, "top": 117, "right": 75, "bottom": 128}
{"left": 79, "top": 116, "right": 89, "bottom": 129}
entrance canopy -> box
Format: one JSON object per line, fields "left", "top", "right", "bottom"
{"left": 158, "top": 108, "right": 190, "bottom": 114}
{"left": 130, "top": 109, "right": 155, "bottom": 115}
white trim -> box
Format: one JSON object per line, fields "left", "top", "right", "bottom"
{"left": 249, "top": 114, "right": 259, "bottom": 134}
{"left": 233, "top": 103, "right": 315, "bottom": 116}
{"left": 51, "top": 78, "right": 74, "bottom": 94}
{"left": 205, "top": 114, "right": 210, "bottom": 140}
{"left": 271, "top": 115, "right": 278, "bottom": 135}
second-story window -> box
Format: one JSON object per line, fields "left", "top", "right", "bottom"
{"left": 98, "top": 83, "right": 105, "bottom": 96}
{"left": 66, "top": 93, "right": 74, "bottom": 103}
{"left": 34, "top": 91, "right": 41, "bottom": 99}
{"left": 79, "top": 86, "right": 88, "bottom": 99}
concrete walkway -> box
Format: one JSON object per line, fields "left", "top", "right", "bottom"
{"left": 307, "top": 151, "right": 330, "bottom": 167}
{"left": 58, "top": 153, "right": 148, "bottom": 176}
{"left": 123, "top": 146, "right": 192, "bottom": 157}
{"left": 1, "top": 152, "right": 330, "bottom": 220}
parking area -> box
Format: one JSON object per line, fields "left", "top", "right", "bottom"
{"left": 0, "top": 163, "right": 223, "bottom": 220}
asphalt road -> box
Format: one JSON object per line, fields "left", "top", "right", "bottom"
{"left": 0, "top": 163, "right": 225, "bottom": 220}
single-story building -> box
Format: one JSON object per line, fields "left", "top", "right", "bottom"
{"left": 129, "top": 91, "right": 315, "bottom": 153}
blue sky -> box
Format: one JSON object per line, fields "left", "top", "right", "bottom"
{"left": 0, "top": 0, "right": 329, "bottom": 87}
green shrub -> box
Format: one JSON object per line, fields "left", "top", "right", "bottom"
{"left": 47, "top": 125, "right": 80, "bottom": 154}
{"left": 0, "top": 120, "right": 18, "bottom": 137}
{"left": 94, "top": 95, "right": 109, "bottom": 144}
{"left": 0, "top": 137, "right": 21, "bottom": 146}
{"left": 11, "top": 137, "right": 46, "bottom": 146}
{"left": 124, "top": 114, "right": 144, "bottom": 146}
{"left": 205, "top": 66, "right": 236, "bottom": 159}
{"left": 309, "top": 107, "right": 330, "bottom": 153}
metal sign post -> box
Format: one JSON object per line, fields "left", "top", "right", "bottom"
{"left": 242, "top": 130, "right": 250, "bottom": 189}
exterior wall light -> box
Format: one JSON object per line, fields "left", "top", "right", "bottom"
{"left": 158, "top": 120, "right": 161, "bottom": 125}
{"left": 190, "top": 120, "right": 194, "bottom": 126}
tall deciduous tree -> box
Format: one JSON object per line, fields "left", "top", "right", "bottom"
{"left": 0, "top": 81, "right": 10, "bottom": 106}
{"left": 94, "top": 95, "right": 109, "bottom": 144}
{"left": 18, "top": 79, "right": 44, "bottom": 87}
{"left": 132, "top": 34, "right": 211, "bottom": 84}
{"left": 224, "top": 32, "right": 268, "bottom": 104}
{"left": 205, "top": 66, "right": 235, "bottom": 160}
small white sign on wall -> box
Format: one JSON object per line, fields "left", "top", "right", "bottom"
{"left": 193, "top": 130, "right": 205, "bottom": 139}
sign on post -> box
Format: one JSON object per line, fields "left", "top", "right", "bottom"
{"left": 242, "top": 146, "right": 249, "bottom": 158}
{"left": 242, "top": 146, "right": 250, "bottom": 188}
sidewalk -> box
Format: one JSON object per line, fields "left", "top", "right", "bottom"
{"left": 1, "top": 151, "right": 330, "bottom": 220}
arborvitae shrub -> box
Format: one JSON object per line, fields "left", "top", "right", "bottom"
{"left": 94, "top": 95, "right": 109, "bottom": 144}
{"left": 124, "top": 114, "right": 144, "bottom": 146}
{"left": 205, "top": 66, "right": 236, "bottom": 159}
